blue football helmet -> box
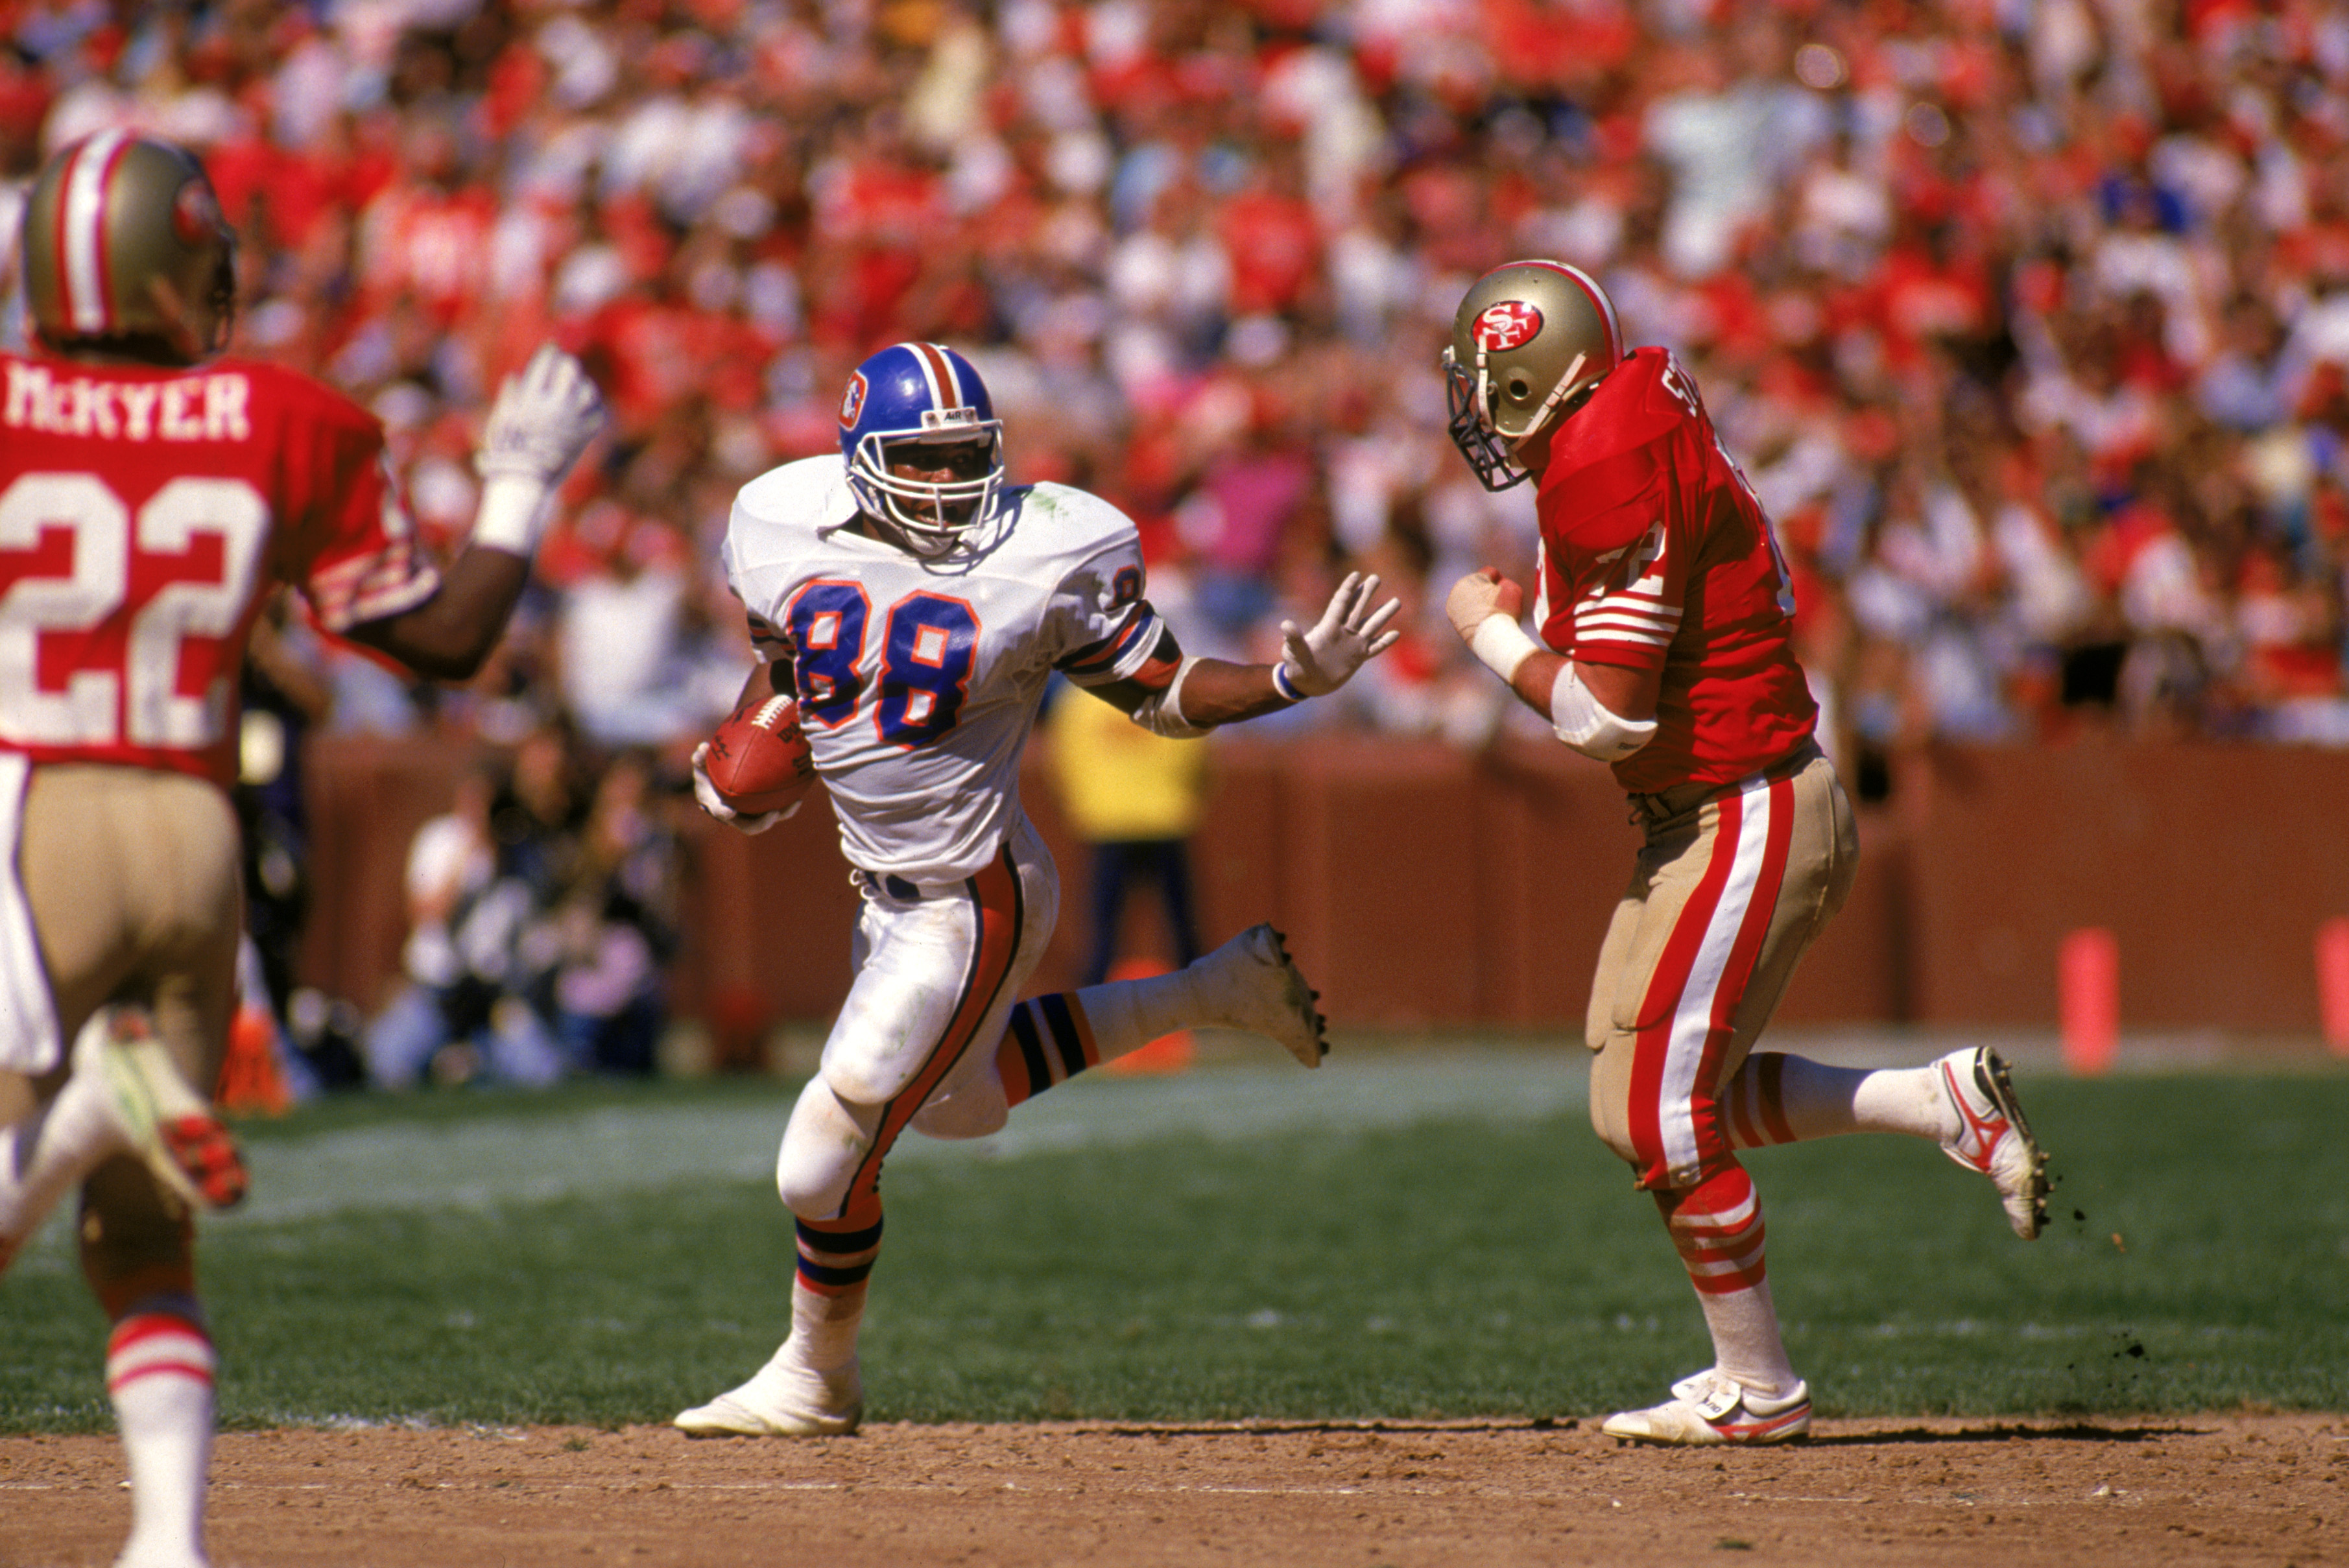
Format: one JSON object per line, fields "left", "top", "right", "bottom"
{"left": 837, "top": 342, "right": 1006, "bottom": 554}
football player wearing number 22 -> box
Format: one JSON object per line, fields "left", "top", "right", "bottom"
{"left": 1440, "top": 260, "right": 2051, "bottom": 1447}
{"left": 676, "top": 341, "right": 1400, "bottom": 1439}
{"left": 0, "top": 135, "right": 605, "bottom": 1567}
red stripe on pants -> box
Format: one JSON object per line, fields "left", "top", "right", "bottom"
{"left": 1626, "top": 776, "right": 1796, "bottom": 1191}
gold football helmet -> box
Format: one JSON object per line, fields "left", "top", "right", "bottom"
{"left": 1444, "top": 259, "right": 1623, "bottom": 490}
{"left": 21, "top": 132, "right": 237, "bottom": 361}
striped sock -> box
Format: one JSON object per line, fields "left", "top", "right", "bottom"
{"left": 995, "top": 995, "right": 1099, "bottom": 1108}
{"left": 1656, "top": 1167, "right": 1798, "bottom": 1401}
{"left": 106, "top": 1308, "right": 214, "bottom": 1568}
{"left": 1724, "top": 1053, "right": 1947, "bottom": 1147}
{"left": 791, "top": 1202, "right": 880, "bottom": 1372}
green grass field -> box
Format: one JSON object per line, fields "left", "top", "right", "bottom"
{"left": 3, "top": 1041, "right": 2344, "bottom": 1432}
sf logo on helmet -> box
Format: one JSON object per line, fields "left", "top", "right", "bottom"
{"left": 171, "top": 181, "right": 221, "bottom": 246}
{"left": 1473, "top": 302, "right": 1544, "bottom": 352}
{"left": 839, "top": 372, "right": 868, "bottom": 429}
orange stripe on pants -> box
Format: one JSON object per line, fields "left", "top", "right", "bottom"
{"left": 838, "top": 844, "right": 1025, "bottom": 1213}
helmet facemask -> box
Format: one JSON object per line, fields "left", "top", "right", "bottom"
{"left": 1444, "top": 342, "right": 1591, "bottom": 493}
{"left": 847, "top": 417, "right": 1005, "bottom": 557}
{"left": 1442, "top": 259, "right": 1624, "bottom": 493}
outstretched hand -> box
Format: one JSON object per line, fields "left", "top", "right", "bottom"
{"left": 1444, "top": 567, "right": 1525, "bottom": 642}
{"left": 477, "top": 344, "right": 608, "bottom": 488}
{"left": 1278, "top": 572, "right": 1404, "bottom": 698}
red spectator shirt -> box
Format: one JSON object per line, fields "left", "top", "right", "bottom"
{"left": 1530, "top": 347, "right": 1818, "bottom": 796}
{"left": 0, "top": 351, "right": 438, "bottom": 789}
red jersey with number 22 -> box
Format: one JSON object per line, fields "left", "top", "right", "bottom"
{"left": 0, "top": 350, "right": 439, "bottom": 789}
{"left": 1530, "top": 346, "right": 1817, "bottom": 796}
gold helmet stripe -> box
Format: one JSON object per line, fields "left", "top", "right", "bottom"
{"left": 58, "top": 130, "right": 133, "bottom": 336}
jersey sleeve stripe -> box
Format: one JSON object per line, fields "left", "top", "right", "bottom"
{"left": 307, "top": 545, "right": 440, "bottom": 632}
{"left": 1575, "top": 606, "right": 1680, "bottom": 633}
{"left": 1576, "top": 605, "right": 1680, "bottom": 631}
{"left": 1575, "top": 628, "right": 1676, "bottom": 653}
{"left": 1576, "top": 599, "right": 1680, "bottom": 619}
{"left": 745, "top": 611, "right": 793, "bottom": 657}
{"left": 1057, "top": 604, "right": 1160, "bottom": 682}
{"left": 1580, "top": 586, "right": 1675, "bottom": 610}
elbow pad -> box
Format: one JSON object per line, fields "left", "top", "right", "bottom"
{"left": 1127, "top": 656, "right": 1210, "bottom": 739}
{"left": 1551, "top": 663, "right": 1657, "bottom": 761}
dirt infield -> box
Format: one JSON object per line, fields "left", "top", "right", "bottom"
{"left": 3, "top": 1414, "right": 2343, "bottom": 1567}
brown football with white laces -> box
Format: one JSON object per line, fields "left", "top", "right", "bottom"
{"left": 702, "top": 693, "right": 818, "bottom": 816}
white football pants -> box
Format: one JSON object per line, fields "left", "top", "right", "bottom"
{"left": 776, "top": 814, "right": 1056, "bottom": 1220}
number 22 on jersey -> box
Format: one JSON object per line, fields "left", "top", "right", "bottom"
{"left": 0, "top": 470, "right": 267, "bottom": 749}
{"left": 787, "top": 581, "right": 980, "bottom": 750}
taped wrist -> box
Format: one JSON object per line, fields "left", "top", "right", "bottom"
{"left": 1468, "top": 613, "right": 1541, "bottom": 683}
{"left": 1128, "top": 656, "right": 1211, "bottom": 739}
{"left": 1550, "top": 661, "right": 1658, "bottom": 761}
{"left": 469, "top": 473, "right": 554, "bottom": 557}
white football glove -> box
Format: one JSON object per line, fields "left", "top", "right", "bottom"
{"left": 1276, "top": 572, "right": 1403, "bottom": 698}
{"left": 475, "top": 343, "right": 607, "bottom": 487}
{"left": 691, "top": 741, "right": 792, "bottom": 835}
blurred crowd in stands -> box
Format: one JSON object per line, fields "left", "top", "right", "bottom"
{"left": 7, "top": 0, "right": 2349, "bottom": 1078}
{"left": 12, "top": 0, "right": 2349, "bottom": 774}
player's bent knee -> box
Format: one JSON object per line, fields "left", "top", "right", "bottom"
{"left": 776, "top": 1128, "right": 857, "bottom": 1218}
{"left": 774, "top": 1077, "right": 871, "bottom": 1218}
{"left": 776, "top": 1159, "right": 852, "bottom": 1221}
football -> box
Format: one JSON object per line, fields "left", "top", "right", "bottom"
{"left": 701, "top": 692, "right": 818, "bottom": 816}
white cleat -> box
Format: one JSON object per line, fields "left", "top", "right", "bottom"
{"left": 674, "top": 1350, "right": 862, "bottom": 1438}
{"left": 1601, "top": 1370, "right": 1811, "bottom": 1447}
{"left": 80, "top": 1005, "right": 247, "bottom": 1213}
{"left": 112, "top": 1543, "right": 208, "bottom": 1568}
{"left": 1189, "top": 923, "right": 1327, "bottom": 1067}
{"left": 1935, "top": 1046, "right": 2049, "bottom": 1240}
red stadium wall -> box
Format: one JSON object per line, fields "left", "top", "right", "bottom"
{"left": 297, "top": 736, "right": 2349, "bottom": 1040}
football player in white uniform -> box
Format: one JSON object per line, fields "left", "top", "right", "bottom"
{"left": 676, "top": 341, "right": 1400, "bottom": 1437}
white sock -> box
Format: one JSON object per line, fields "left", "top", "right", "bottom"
{"left": 108, "top": 1311, "right": 214, "bottom": 1568}
{"left": 1763, "top": 1056, "right": 1948, "bottom": 1142}
{"left": 786, "top": 1279, "right": 865, "bottom": 1373}
{"left": 1071, "top": 971, "right": 1199, "bottom": 1062}
{"left": 1698, "top": 1279, "right": 1800, "bottom": 1404}
{"left": 0, "top": 1066, "right": 126, "bottom": 1244}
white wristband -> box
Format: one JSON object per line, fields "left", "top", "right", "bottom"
{"left": 469, "top": 472, "right": 554, "bottom": 558}
{"left": 1468, "top": 613, "right": 1542, "bottom": 683}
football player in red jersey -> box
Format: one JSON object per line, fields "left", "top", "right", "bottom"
{"left": 0, "top": 133, "right": 603, "bottom": 1567}
{"left": 1440, "top": 260, "right": 2051, "bottom": 1447}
